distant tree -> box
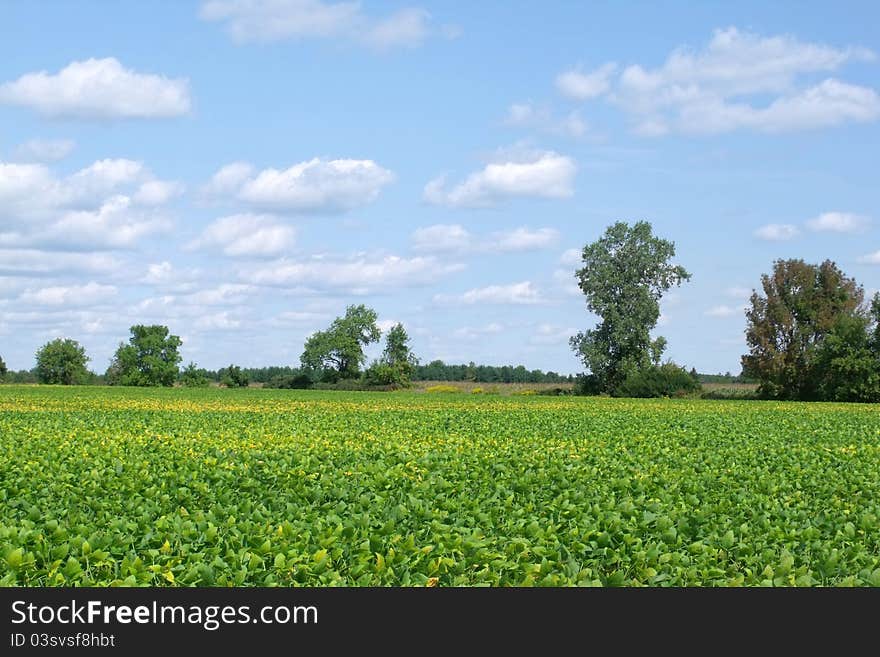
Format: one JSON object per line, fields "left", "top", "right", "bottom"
{"left": 106, "top": 325, "right": 182, "bottom": 387}
{"left": 742, "top": 259, "right": 864, "bottom": 400}
{"left": 570, "top": 221, "right": 691, "bottom": 393}
{"left": 220, "top": 364, "right": 250, "bottom": 388}
{"left": 300, "top": 305, "right": 380, "bottom": 381}
{"left": 180, "top": 362, "right": 210, "bottom": 388}
{"left": 35, "top": 338, "right": 90, "bottom": 385}
{"left": 365, "top": 323, "right": 418, "bottom": 386}
{"left": 0, "top": 355, "right": 6, "bottom": 382}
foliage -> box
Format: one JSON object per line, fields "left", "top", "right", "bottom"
{"left": 180, "top": 363, "right": 210, "bottom": 388}
{"left": 742, "top": 259, "right": 864, "bottom": 400}
{"left": 34, "top": 338, "right": 90, "bottom": 385}
{"left": 0, "top": 355, "right": 6, "bottom": 382}
{"left": 220, "top": 364, "right": 250, "bottom": 388}
{"left": 301, "top": 305, "right": 381, "bottom": 381}
{"left": 570, "top": 221, "right": 691, "bottom": 393}
{"left": 811, "top": 314, "right": 880, "bottom": 403}
{"left": 107, "top": 325, "right": 182, "bottom": 387}
{"left": 264, "top": 372, "right": 314, "bottom": 389}
{"left": 2, "top": 387, "right": 880, "bottom": 586}
{"left": 414, "top": 360, "right": 571, "bottom": 384}
{"left": 375, "top": 323, "right": 418, "bottom": 385}
{"left": 611, "top": 363, "right": 702, "bottom": 398}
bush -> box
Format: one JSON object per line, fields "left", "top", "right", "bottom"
{"left": 265, "top": 373, "right": 313, "bottom": 389}
{"left": 612, "top": 363, "right": 701, "bottom": 398}
{"left": 363, "top": 362, "right": 410, "bottom": 387}
{"left": 220, "top": 364, "right": 249, "bottom": 388}
{"left": 471, "top": 387, "right": 484, "bottom": 394}
{"left": 574, "top": 374, "right": 603, "bottom": 396}
{"left": 180, "top": 362, "right": 210, "bottom": 388}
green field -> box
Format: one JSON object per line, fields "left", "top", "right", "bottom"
{"left": 1, "top": 385, "right": 879, "bottom": 586}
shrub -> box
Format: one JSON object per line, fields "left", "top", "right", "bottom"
{"left": 513, "top": 389, "right": 538, "bottom": 396}
{"left": 180, "top": 362, "right": 210, "bottom": 388}
{"left": 574, "top": 374, "right": 603, "bottom": 396}
{"left": 220, "top": 364, "right": 249, "bottom": 388}
{"left": 612, "top": 363, "right": 701, "bottom": 398}
{"left": 471, "top": 387, "right": 484, "bottom": 394}
{"left": 265, "top": 373, "right": 313, "bottom": 389}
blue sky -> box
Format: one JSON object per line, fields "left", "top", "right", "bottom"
{"left": 1, "top": 1, "right": 879, "bottom": 374}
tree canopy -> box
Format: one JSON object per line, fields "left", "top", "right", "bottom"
{"left": 34, "top": 338, "right": 90, "bottom": 385}
{"left": 570, "top": 221, "right": 690, "bottom": 393}
{"left": 300, "top": 305, "right": 381, "bottom": 381}
{"left": 107, "top": 325, "right": 182, "bottom": 387}
{"left": 742, "top": 259, "right": 865, "bottom": 400}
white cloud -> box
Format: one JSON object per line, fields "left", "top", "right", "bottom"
{"left": 553, "top": 269, "right": 581, "bottom": 297}
{"left": 144, "top": 262, "right": 174, "bottom": 284}
{"left": 20, "top": 281, "right": 117, "bottom": 306}
{"left": 207, "top": 158, "right": 394, "bottom": 213}
{"left": 0, "top": 58, "right": 191, "bottom": 119}
{"left": 243, "top": 254, "right": 464, "bottom": 292}
{"left": 190, "top": 213, "right": 296, "bottom": 257}
{"left": 754, "top": 223, "right": 800, "bottom": 241}
{"left": 562, "top": 27, "right": 879, "bottom": 135}
{"left": 529, "top": 323, "right": 576, "bottom": 345}
{"left": 559, "top": 248, "right": 581, "bottom": 266}
{"left": 806, "top": 211, "right": 870, "bottom": 233}
{"left": 857, "top": 250, "right": 880, "bottom": 265}
{"left": 505, "top": 102, "right": 587, "bottom": 138}
{"left": 705, "top": 304, "right": 746, "bottom": 318}
{"left": 411, "top": 224, "right": 558, "bottom": 254}
{"left": 491, "top": 227, "right": 559, "bottom": 252}
{"left": 200, "top": 0, "right": 438, "bottom": 49}
{"left": 436, "top": 281, "right": 543, "bottom": 305}
{"left": 555, "top": 63, "right": 617, "bottom": 100}
{"left": 49, "top": 196, "right": 173, "bottom": 248}
{"left": 411, "top": 224, "right": 472, "bottom": 253}
{"left": 424, "top": 149, "right": 576, "bottom": 208}
{"left": 133, "top": 180, "right": 184, "bottom": 206}
{"left": 187, "top": 284, "right": 256, "bottom": 306}
{"left": 12, "top": 138, "right": 75, "bottom": 162}
{"left": 376, "top": 319, "right": 400, "bottom": 334}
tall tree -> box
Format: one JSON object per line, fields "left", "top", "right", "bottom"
{"left": 570, "top": 221, "right": 690, "bottom": 392}
{"left": 0, "top": 355, "right": 6, "bottom": 382}
{"left": 742, "top": 259, "right": 864, "bottom": 399}
{"left": 366, "top": 323, "right": 419, "bottom": 385}
{"left": 35, "top": 338, "right": 90, "bottom": 385}
{"left": 300, "top": 305, "right": 380, "bottom": 381}
{"left": 107, "top": 325, "right": 182, "bottom": 387}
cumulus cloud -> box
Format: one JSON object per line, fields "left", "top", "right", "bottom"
{"left": 0, "top": 58, "right": 191, "bottom": 119}
{"left": 491, "top": 227, "right": 558, "bottom": 252}
{"left": 205, "top": 158, "right": 394, "bottom": 213}
{"left": 0, "top": 157, "right": 179, "bottom": 251}
{"left": 754, "top": 223, "right": 800, "bottom": 241}
{"left": 435, "top": 281, "right": 543, "bottom": 305}
{"left": 12, "top": 138, "right": 75, "bottom": 162}
{"left": 241, "top": 254, "right": 464, "bottom": 293}
{"left": 504, "top": 102, "right": 587, "bottom": 138}
{"left": 557, "top": 27, "right": 879, "bottom": 135}
{"left": 20, "top": 281, "right": 117, "bottom": 306}
{"left": 200, "top": 0, "right": 442, "bottom": 49}
{"left": 0, "top": 249, "right": 123, "bottom": 275}
{"left": 411, "top": 224, "right": 472, "bottom": 253}
{"left": 555, "top": 64, "right": 617, "bottom": 100}
{"left": 559, "top": 248, "right": 581, "bottom": 266}
{"left": 806, "top": 211, "right": 870, "bottom": 233}
{"left": 189, "top": 213, "right": 296, "bottom": 257}
{"left": 424, "top": 149, "right": 576, "bottom": 208}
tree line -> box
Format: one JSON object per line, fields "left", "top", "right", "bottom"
{"left": 2, "top": 219, "right": 879, "bottom": 401}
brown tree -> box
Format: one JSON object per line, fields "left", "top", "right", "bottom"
{"left": 742, "top": 259, "right": 864, "bottom": 399}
